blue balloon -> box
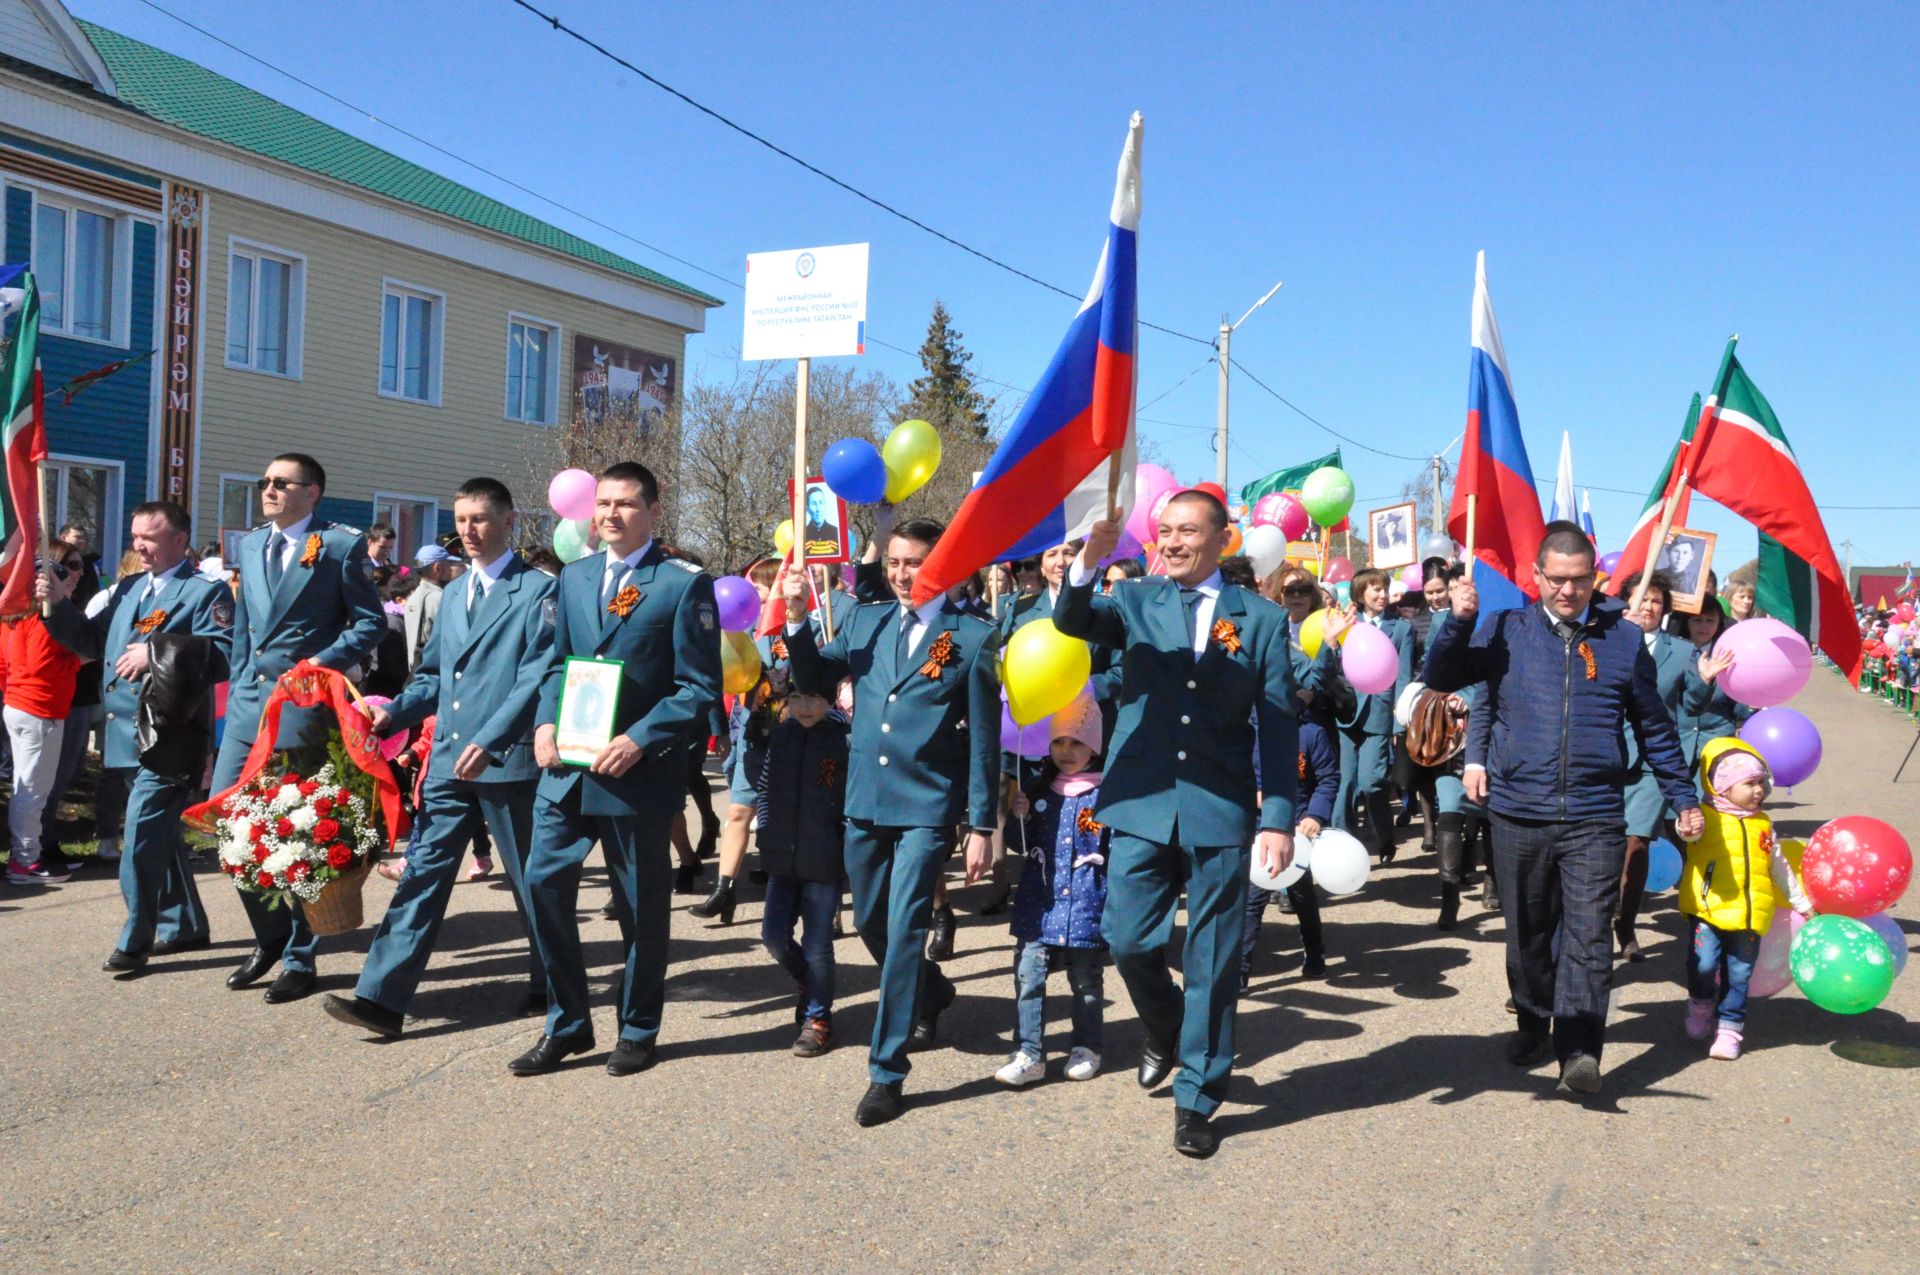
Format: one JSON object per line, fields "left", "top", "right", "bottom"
{"left": 1646, "top": 838, "right": 1684, "bottom": 893}
{"left": 822, "top": 438, "right": 888, "bottom": 504}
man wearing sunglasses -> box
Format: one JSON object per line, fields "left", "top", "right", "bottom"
{"left": 1422, "top": 521, "right": 1701, "bottom": 1100}
{"left": 214, "top": 453, "right": 386, "bottom": 1003}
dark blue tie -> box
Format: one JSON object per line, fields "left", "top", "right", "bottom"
{"left": 1181, "top": 587, "right": 1203, "bottom": 647}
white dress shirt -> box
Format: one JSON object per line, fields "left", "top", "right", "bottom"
{"left": 1069, "top": 559, "right": 1219, "bottom": 657}
{"left": 137, "top": 559, "right": 190, "bottom": 608}
{"left": 600, "top": 540, "right": 654, "bottom": 600}
{"left": 266, "top": 513, "right": 315, "bottom": 572}
{"left": 466, "top": 548, "right": 515, "bottom": 608}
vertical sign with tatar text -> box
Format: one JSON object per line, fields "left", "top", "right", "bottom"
{"left": 162, "top": 184, "right": 204, "bottom": 505}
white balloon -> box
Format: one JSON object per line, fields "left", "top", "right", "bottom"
{"left": 1307, "top": 828, "right": 1370, "bottom": 895}
{"left": 1243, "top": 523, "right": 1289, "bottom": 580}
{"left": 1250, "top": 832, "right": 1312, "bottom": 892}
{"left": 1421, "top": 533, "right": 1456, "bottom": 561}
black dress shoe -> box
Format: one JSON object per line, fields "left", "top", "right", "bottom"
{"left": 322, "top": 993, "right": 403, "bottom": 1038}
{"left": 606, "top": 1039, "right": 659, "bottom": 1076}
{"left": 227, "top": 947, "right": 275, "bottom": 990}
{"left": 854, "top": 1081, "right": 903, "bottom": 1127}
{"left": 688, "top": 876, "right": 736, "bottom": 923}
{"left": 517, "top": 989, "right": 548, "bottom": 1017}
{"left": 151, "top": 935, "right": 211, "bottom": 956}
{"left": 263, "top": 969, "right": 317, "bottom": 1004}
{"left": 906, "top": 975, "right": 956, "bottom": 1051}
{"left": 1300, "top": 951, "right": 1327, "bottom": 978}
{"left": 673, "top": 860, "right": 704, "bottom": 895}
{"left": 1137, "top": 1035, "right": 1177, "bottom": 1089}
{"left": 507, "top": 1033, "right": 595, "bottom": 1076}
{"left": 1437, "top": 883, "right": 1461, "bottom": 931}
{"left": 102, "top": 948, "right": 148, "bottom": 975}
{"left": 1506, "top": 1031, "right": 1552, "bottom": 1067}
{"left": 925, "top": 906, "right": 956, "bottom": 961}
{"left": 1173, "top": 1108, "right": 1217, "bottom": 1159}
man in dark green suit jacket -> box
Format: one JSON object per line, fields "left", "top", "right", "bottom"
{"left": 784, "top": 515, "right": 1000, "bottom": 1128}
{"left": 1055, "top": 490, "right": 1298, "bottom": 1158}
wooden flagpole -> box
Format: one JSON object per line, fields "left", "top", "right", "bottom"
{"left": 792, "top": 355, "right": 810, "bottom": 627}
{"left": 1628, "top": 470, "right": 1690, "bottom": 614}
{"left": 1463, "top": 494, "right": 1477, "bottom": 569}
{"left": 37, "top": 460, "right": 51, "bottom": 618}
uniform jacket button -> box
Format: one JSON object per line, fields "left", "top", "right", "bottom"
{"left": 1177, "top": 750, "right": 1187, "bottom": 760}
{"left": 878, "top": 755, "right": 890, "bottom": 766}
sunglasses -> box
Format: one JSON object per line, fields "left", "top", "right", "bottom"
{"left": 1282, "top": 585, "right": 1316, "bottom": 597}
{"left": 256, "top": 476, "right": 313, "bottom": 492}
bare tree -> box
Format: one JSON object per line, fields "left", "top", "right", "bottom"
{"left": 521, "top": 389, "right": 683, "bottom": 548}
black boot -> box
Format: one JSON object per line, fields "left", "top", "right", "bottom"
{"left": 926, "top": 905, "right": 956, "bottom": 962}
{"left": 1417, "top": 788, "right": 1436, "bottom": 854}
{"left": 1367, "top": 793, "right": 1397, "bottom": 864}
{"left": 1438, "top": 882, "right": 1461, "bottom": 931}
{"left": 689, "top": 876, "right": 736, "bottom": 924}
{"left": 1616, "top": 835, "right": 1649, "bottom": 961}
{"left": 673, "top": 859, "right": 705, "bottom": 895}
{"left": 1436, "top": 819, "right": 1465, "bottom": 930}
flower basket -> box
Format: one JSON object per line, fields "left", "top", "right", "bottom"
{"left": 303, "top": 857, "right": 372, "bottom": 935}
{"left": 185, "top": 664, "right": 406, "bottom": 929}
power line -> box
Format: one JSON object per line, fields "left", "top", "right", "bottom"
{"left": 504, "top": 0, "right": 1213, "bottom": 348}
{"left": 1227, "top": 356, "right": 1442, "bottom": 462}
{"left": 1139, "top": 354, "right": 1217, "bottom": 411}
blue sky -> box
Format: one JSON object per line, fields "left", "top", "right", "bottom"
{"left": 78, "top": 0, "right": 1920, "bottom": 568}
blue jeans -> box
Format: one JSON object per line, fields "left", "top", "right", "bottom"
{"left": 1013, "top": 939, "right": 1104, "bottom": 1059}
{"left": 1687, "top": 918, "right": 1759, "bottom": 1029}
{"left": 761, "top": 874, "right": 840, "bottom": 1021}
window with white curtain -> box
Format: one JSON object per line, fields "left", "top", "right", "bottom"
{"left": 379, "top": 280, "right": 444, "bottom": 405}
{"left": 505, "top": 314, "right": 558, "bottom": 424}
{"left": 31, "top": 196, "right": 124, "bottom": 343}
{"left": 226, "top": 241, "right": 305, "bottom": 376}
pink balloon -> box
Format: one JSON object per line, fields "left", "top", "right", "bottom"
{"left": 1748, "top": 907, "right": 1805, "bottom": 998}
{"left": 1324, "top": 555, "right": 1355, "bottom": 585}
{"left": 1126, "top": 464, "right": 1179, "bottom": 546}
{"left": 1400, "top": 564, "right": 1423, "bottom": 592}
{"left": 1251, "top": 493, "right": 1287, "bottom": 529}
{"left": 1340, "top": 622, "right": 1399, "bottom": 694}
{"left": 1714, "top": 618, "right": 1813, "bottom": 708}
{"left": 1273, "top": 492, "right": 1310, "bottom": 542}
{"left": 547, "top": 468, "right": 598, "bottom": 521}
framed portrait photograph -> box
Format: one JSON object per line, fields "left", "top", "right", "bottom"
{"left": 1654, "top": 526, "right": 1717, "bottom": 614}
{"left": 1368, "top": 502, "right": 1418, "bottom": 571}
{"left": 554, "top": 657, "right": 625, "bottom": 767}
{"left": 787, "top": 476, "right": 851, "bottom": 564}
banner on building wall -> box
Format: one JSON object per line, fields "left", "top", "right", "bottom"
{"left": 572, "top": 334, "right": 675, "bottom": 438}
{"left": 161, "top": 183, "right": 205, "bottom": 508}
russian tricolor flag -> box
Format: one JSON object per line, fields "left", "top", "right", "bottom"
{"left": 1447, "top": 251, "right": 1545, "bottom": 610}
{"left": 910, "top": 115, "right": 1140, "bottom": 606}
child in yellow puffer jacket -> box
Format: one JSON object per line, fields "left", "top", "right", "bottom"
{"left": 1677, "top": 737, "right": 1811, "bottom": 1061}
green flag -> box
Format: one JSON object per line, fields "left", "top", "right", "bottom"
{"left": 1755, "top": 532, "right": 1813, "bottom": 635}
{"left": 1239, "top": 448, "right": 1341, "bottom": 505}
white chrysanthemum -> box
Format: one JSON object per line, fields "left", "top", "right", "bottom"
{"left": 288, "top": 807, "right": 319, "bottom": 832}
{"left": 272, "top": 784, "right": 301, "bottom": 811}
{"left": 262, "top": 848, "right": 300, "bottom": 876}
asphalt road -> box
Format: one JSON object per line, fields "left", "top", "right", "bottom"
{"left": 2, "top": 666, "right": 1915, "bottom": 1271}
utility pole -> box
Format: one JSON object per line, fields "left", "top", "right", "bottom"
{"left": 1430, "top": 454, "right": 1444, "bottom": 533}
{"left": 1842, "top": 539, "right": 1853, "bottom": 596}
{"left": 1215, "top": 279, "right": 1284, "bottom": 494}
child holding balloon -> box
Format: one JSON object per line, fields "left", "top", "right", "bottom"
{"left": 996, "top": 692, "right": 1109, "bottom": 1086}
{"left": 1678, "top": 738, "right": 1811, "bottom": 1060}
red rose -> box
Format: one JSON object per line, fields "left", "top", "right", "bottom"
{"left": 274, "top": 817, "right": 294, "bottom": 838}
{"left": 312, "top": 818, "right": 341, "bottom": 843}
{"left": 326, "top": 843, "right": 352, "bottom": 870}
{"left": 252, "top": 845, "right": 270, "bottom": 864}
{"left": 335, "top": 787, "right": 352, "bottom": 805}
{"left": 313, "top": 797, "right": 334, "bottom": 816}
{"left": 256, "top": 870, "right": 275, "bottom": 889}
{"left": 280, "top": 773, "right": 299, "bottom": 788}
{"left": 298, "top": 781, "right": 320, "bottom": 797}
{"left": 290, "top": 861, "right": 313, "bottom": 881}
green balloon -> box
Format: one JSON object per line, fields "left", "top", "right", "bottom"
{"left": 1790, "top": 914, "right": 1897, "bottom": 1015}
{"left": 1301, "top": 466, "right": 1356, "bottom": 526}
{"left": 553, "top": 517, "right": 593, "bottom": 564}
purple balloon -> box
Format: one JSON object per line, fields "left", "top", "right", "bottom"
{"left": 1000, "top": 702, "right": 1051, "bottom": 758}
{"left": 713, "top": 575, "right": 762, "bottom": 632}
{"left": 1099, "top": 527, "right": 1144, "bottom": 568}
{"left": 1716, "top": 618, "right": 1813, "bottom": 707}
{"left": 1739, "top": 706, "right": 1823, "bottom": 787}
{"left": 1596, "top": 550, "right": 1623, "bottom": 576}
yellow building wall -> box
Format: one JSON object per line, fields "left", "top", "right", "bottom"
{"left": 194, "top": 190, "right": 693, "bottom": 539}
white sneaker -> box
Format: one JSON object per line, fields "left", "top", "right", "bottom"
{"left": 95, "top": 837, "right": 122, "bottom": 863}
{"left": 1065, "top": 1046, "right": 1101, "bottom": 1081}
{"left": 994, "top": 1051, "right": 1046, "bottom": 1087}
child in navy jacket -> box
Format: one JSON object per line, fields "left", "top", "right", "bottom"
{"left": 996, "top": 692, "right": 1108, "bottom": 1086}
{"left": 755, "top": 689, "right": 848, "bottom": 1057}
{"left": 1240, "top": 715, "right": 1340, "bottom": 986}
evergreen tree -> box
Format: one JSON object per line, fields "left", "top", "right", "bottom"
{"left": 902, "top": 301, "right": 993, "bottom": 440}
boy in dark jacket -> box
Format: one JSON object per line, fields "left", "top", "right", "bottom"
{"left": 1239, "top": 715, "right": 1340, "bottom": 987}
{"left": 756, "top": 689, "right": 849, "bottom": 1057}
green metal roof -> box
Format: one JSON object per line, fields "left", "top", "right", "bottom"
{"left": 73, "top": 19, "right": 722, "bottom": 307}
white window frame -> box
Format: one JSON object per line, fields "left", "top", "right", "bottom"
{"left": 372, "top": 490, "right": 441, "bottom": 562}
{"left": 225, "top": 237, "right": 306, "bottom": 379}
{"left": 377, "top": 277, "right": 446, "bottom": 406}
{"left": 217, "top": 470, "right": 264, "bottom": 562}
{"left": 45, "top": 452, "right": 125, "bottom": 567}
{"left": 25, "top": 186, "right": 136, "bottom": 348}
{"left": 504, "top": 311, "right": 561, "bottom": 426}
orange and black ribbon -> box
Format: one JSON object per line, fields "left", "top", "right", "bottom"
{"left": 1076, "top": 807, "right": 1104, "bottom": 835}
{"left": 132, "top": 608, "right": 169, "bottom": 635}
{"left": 299, "top": 532, "right": 322, "bottom": 567}
{"left": 919, "top": 631, "right": 956, "bottom": 679}
{"left": 817, "top": 757, "right": 838, "bottom": 789}
{"left": 1577, "top": 641, "right": 1597, "bottom": 681}
{"left": 607, "top": 584, "right": 641, "bottom": 618}
{"left": 1212, "top": 618, "right": 1242, "bottom": 654}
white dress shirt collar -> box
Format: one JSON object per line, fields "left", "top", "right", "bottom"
{"left": 468, "top": 549, "right": 514, "bottom": 601}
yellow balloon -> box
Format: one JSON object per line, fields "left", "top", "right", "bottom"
{"left": 1002, "top": 619, "right": 1092, "bottom": 726}
{"left": 773, "top": 519, "right": 794, "bottom": 557}
{"left": 882, "top": 418, "right": 942, "bottom": 503}
{"left": 1297, "top": 608, "right": 1328, "bottom": 659}
{"left": 721, "top": 630, "right": 762, "bottom": 695}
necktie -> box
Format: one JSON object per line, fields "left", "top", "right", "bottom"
{"left": 603, "top": 562, "right": 628, "bottom": 603}
{"left": 264, "top": 534, "right": 286, "bottom": 591}
{"left": 467, "top": 579, "right": 481, "bottom": 620}
{"left": 1181, "top": 587, "right": 1204, "bottom": 648}
{"left": 896, "top": 607, "right": 915, "bottom": 665}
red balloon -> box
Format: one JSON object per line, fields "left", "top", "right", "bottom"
{"left": 1802, "top": 816, "right": 1913, "bottom": 917}
{"left": 1192, "top": 481, "right": 1229, "bottom": 505}
{"left": 1324, "top": 555, "right": 1355, "bottom": 584}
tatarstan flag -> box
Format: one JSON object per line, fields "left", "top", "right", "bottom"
{"left": 1687, "top": 338, "right": 1861, "bottom": 683}
{"left": 0, "top": 264, "right": 49, "bottom": 619}
{"left": 1607, "top": 393, "right": 1698, "bottom": 596}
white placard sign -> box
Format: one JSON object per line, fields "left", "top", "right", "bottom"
{"left": 742, "top": 243, "right": 869, "bottom": 361}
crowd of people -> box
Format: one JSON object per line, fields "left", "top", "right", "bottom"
{"left": 6, "top": 453, "right": 1824, "bottom": 1157}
